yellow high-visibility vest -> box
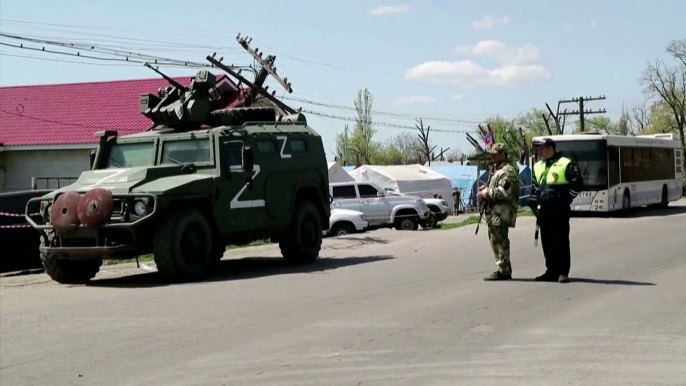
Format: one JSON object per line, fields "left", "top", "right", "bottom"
{"left": 533, "top": 157, "right": 571, "bottom": 185}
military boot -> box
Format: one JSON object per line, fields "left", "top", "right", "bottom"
{"left": 483, "top": 271, "right": 512, "bottom": 281}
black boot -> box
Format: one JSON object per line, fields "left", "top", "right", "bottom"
{"left": 483, "top": 271, "right": 512, "bottom": 281}
{"left": 535, "top": 272, "right": 558, "bottom": 282}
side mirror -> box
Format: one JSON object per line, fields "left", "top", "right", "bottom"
{"left": 376, "top": 191, "right": 385, "bottom": 197}
{"left": 89, "top": 150, "right": 96, "bottom": 170}
{"left": 242, "top": 146, "right": 254, "bottom": 172}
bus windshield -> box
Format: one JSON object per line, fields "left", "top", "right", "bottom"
{"left": 103, "top": 142, "right": 156, "bottom": 169}
{"left": 551, "top": 140, "right": 608, "bottom": 190}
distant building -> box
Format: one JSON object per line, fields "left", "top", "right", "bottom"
{"left": 0, "top": 74, "right": 240, "bottom": 192}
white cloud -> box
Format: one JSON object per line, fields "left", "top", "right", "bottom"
{"left": 390, "top": 95, "right": 437, "bottom": 106}
{"left": 403, "top": 60, "right": 551, "bottom": 88}
{"left": 369, "top": 5, "right": 411, "bottom": 16}
{"left": 451, "top": 94, "right": 464, "bottom": 101}
{"left": 455, "top": 40, "right": 541, "bottom": 65}
{"left": 565, "top": 22, "right": 574, "bottom": 30}
{"left": 471, "top": 15, "right": 510, "bottom": 30}
{"left": 589, "top": 19, "right": 597, "bottom": 28}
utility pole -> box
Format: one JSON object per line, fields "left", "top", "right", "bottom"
{"left": 208, "top": 33, "right": 296, "bottom": 114}
{"left": 558, "top": 95, "right": 607, "bottom": 133}
{"left": 235, "top": 34, "right": 293, "bottom": 105}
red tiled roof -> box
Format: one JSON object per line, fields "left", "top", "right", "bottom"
{"left": 0, "top": 74, "right": 243, "bottom": 147}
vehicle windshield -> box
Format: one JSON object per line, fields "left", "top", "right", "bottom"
{"left": 104, "top": 142, "right": 155, "bottom": 169}
{"left": 545, "top": 140, "right": 608, "bottom": 190}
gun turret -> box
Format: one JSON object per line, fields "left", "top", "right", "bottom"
{"left": 140, "top": 62, "right": 221, "bottom": 130}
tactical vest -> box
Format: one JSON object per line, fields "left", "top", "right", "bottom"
{"left": 533, "top": 155, "right": 573, "bottom": 207}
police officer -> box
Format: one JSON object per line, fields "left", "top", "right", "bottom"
{"left": 476, "top": 143, "right": 520, "bottom": 281}
{"left": 529, "top": 138, "right": 583, "bottom": 283}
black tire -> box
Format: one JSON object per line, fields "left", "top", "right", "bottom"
{"left": 40, "top": 243, "right": 102, "bottom": 284}
{"left": 153, "top": 207, "right": 214, "bottom": 281}
{"left": 660, "top": 185, "right": 669, "bottom": 208}
{"left": 621, "top": 190, "right": 631, "bottom": 213}
{"left": 329, "top": 222, "right": 355, "bottom": 237}
{"left": 420, "top": 212, "right": 437, "bottom": 229}
{"left": 279, "top": 200, "right": 322, "bottom": 264}
{"left": 395, "top": 215, "right": 418, "bottom": 231}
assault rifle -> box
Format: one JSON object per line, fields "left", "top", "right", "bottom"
{"left": 474, "top": 164, "right": 495, "bottom": 235}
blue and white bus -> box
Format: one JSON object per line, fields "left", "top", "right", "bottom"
{"left": 531, "top": 133, "right": 683, "bottom": 212}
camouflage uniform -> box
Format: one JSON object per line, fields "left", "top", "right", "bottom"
{"left": 480, "top": 143, "right": 520, "bottom": 279}
{"left": 452, "top": 189, "right": 461, "bottom": 213}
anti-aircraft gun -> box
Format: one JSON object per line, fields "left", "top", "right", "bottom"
{"left": 25, "top": 33, "right": 330, "bottom": 285}
{"left": 138, "top": 33, "right": 304, "bottom": 132}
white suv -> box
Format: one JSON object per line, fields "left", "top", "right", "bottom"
{"left": 325, "top": 208, "right": 368, "bottom": 237}
{"left": 329, "top": 181, "right": 431, "bottom": 231}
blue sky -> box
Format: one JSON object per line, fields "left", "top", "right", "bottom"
{"left": 1, "top": 0, "right": 684, "bottom": 159}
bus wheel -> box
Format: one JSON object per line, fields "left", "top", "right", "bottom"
{"left": 660, "top": 185, "right": 669, "bottom": 208}
{"left": 622, "top": 190, "right": 631, "bottom": 213}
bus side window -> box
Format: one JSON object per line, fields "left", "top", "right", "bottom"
{"left": 608, "top": 146, "right": 620, "bottom": 187}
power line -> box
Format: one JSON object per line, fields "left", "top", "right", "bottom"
{"left": 0, "top": 33, "right": 253, "bottom": 71}
{"left": 300, "top": 110, "right": 471, "bottom": 133}
{"left": 283, "top": 96, "right": 483, "bottom": 125}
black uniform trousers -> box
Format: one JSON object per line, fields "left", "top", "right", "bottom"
{"left": 538, "top": 207, "right": 571, "bottom": 276}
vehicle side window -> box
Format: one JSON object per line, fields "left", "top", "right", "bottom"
{"left": 161, "top": 139, "right": 211, "bottom": 164}
{"left": 357, "top": 184, "right": 379, "bottom": 198}
{"left": 257, "top": 140, "right": 277, "bottom": 154}
{"left": 332, "top": 185, "right": 357, "bottom": 200}
{"left": 223, "top": 142, "right": 243, "bottom": 169}
{"left": 290, "top": 139, "right": 307, "bottom": 153}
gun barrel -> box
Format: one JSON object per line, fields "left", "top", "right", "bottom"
{"left": 143, "top": 61, "right": 188, "bottom": 91}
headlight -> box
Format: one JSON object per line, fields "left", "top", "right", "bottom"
{"left": 441, "top": 200, "right": 448, "bottom": 207}
{"left": 416, "top": 199, "right": 425, "bottom": 205}
{"left": 133, "top": 200, "right": 147, "bottom": 216}
{"left": 358, "top": 214, "right": 366, "bottom": 221}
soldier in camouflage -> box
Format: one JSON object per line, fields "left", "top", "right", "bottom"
{"left": 476, "top": 143, "right": 520, "bottom": 281}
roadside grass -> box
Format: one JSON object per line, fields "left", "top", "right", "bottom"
{"left": 437, "top": 208, "right": 534, "bottom": 231}
{"left": 103, "top": 239, "right": 270, "bottom": 266}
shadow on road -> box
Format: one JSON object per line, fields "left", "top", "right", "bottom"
{"left": 86, "top": 255, "right": 394, "bottom": 289}
{"left": 326, "top": 236, "right": 389, "bottom": 250}
{"left": 510, "top": 277, "right": 656, "bottom": 286}
{"left": 572, "top": 205, "right": 686, "bottom": 219}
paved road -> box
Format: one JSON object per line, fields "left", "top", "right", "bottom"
{"left": 2, "top": 201, "right": 685, "bottom": 386}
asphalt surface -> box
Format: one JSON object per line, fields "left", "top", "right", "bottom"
{"left": 1, "top": 201, "right": 685, "bottom": 386}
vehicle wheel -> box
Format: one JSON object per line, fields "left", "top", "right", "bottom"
{"left": 395, "top": 215, "right": 418, "bottom": 231}
{"left": 420, "top": 213, "right": 437, "bottom": 229}
{"left": 279, "top": 200, "right": 322, "bottom": 264}
{"left": 40, "top": 239, "right": 102, "bottom": 284}
{"left": 660, "top": 185, "right": 669, "bottom": 208}
{"left": 621, "top": 190, "right": 631, "bottom": 212}
{"left": 153, "top": 207, "right": 214, "bottom": 281}
{"left": 330, "top": 222, "right": 355, "bottom": 237}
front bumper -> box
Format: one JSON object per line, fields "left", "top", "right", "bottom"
{"left": 26, "top": 192, "right": 157, "bottom": 260}
{"left": 25, "top": 192, "right": 157, "bottom": 230}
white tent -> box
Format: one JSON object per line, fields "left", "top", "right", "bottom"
{"left": 348, "top": 164, "right": 453, "bottom": 208}
{"left": 327, "top": 162, "right": 355, "bottom": 183}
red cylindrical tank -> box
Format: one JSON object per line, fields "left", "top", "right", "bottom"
{"left": 77, "top": 188, "right": 114, "bottom": 228}
{"left": 50, "top": 191, "right": 82, "bottom": 234}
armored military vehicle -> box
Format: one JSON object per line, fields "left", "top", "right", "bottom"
{"left": 25, "top": 35, "right": 331, "bottom": 284}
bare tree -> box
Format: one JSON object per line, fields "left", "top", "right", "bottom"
{"left": 630, "top": 102, "right": 651, "bottom": 134}
{"left": 391, "top": 131, "right": 420, "bottom": 164}
{"left": 640, "top": 40, "right": 685, "bottom": 153}
{"left": 617, "top": 102, "right": 632, "bottom": 136}
{"left": 415, "top": 118, "right": 440, "bottom": 165}
{"left": 445, "top": 148, "right": 465, "bottom": 163}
